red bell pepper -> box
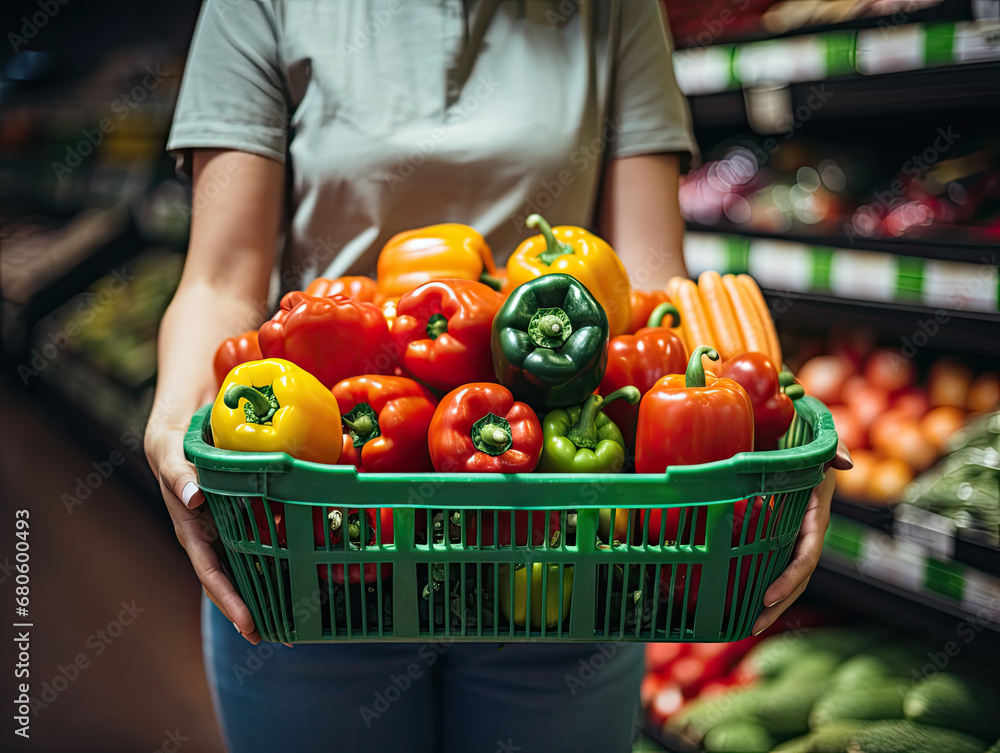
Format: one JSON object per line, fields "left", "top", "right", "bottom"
{"left": 331, "top": 375, "right": 438, "bottom": 472}
{"left": 599, "top": 303, "right": 688, "bottom": 451}
{"left": 391, "top": 280, "right": 504, "bottom": 392}
{"left": 629, "top": 289, "right": 671, "bottom": 334}
{"left": 429, "top": 383, "right": 542, "bottom": 472}
{"left": 721, "top": 352, "right": 800, "bottom": 451}
{"left": 635, "top": 346, "right": 754, "bottom": 472}
{"left": 635, "top": 346, "right": 754, "bottom": 626}
{"left": 304, "top": 275, "right": 378, "bottom": 302}
{"left": 213, "top": 331, "right": 263, "bottom": 388}
{"left": 258, "top": 291, "right": 394, "bottom": 388}
{"left": 424, "top": 383, "right": 549, "bottom": 545}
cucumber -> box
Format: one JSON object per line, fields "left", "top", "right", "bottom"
{"left": 829, "top": 653, "right": 913, "bottom": 691}
{"left": 809, "top": 720, "right": 986, "bottom": 753}
{"left": 904, "top": 673, "right": 1000, "bottom": 742}
{"left": 809, "top": 682, "right": 905, "bottom": 729}
{"left": 769, "top": 734, "right": 815, "bottom": 753}
{"left": 702, "top": 719, "right": 772, "bottom": 752}
{"left": 667, "top": 684, "right": 768, "bottom": 739}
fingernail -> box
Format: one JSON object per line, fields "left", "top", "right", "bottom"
{"left": 233, "top": 622, "right": 241, "bottom": 634}
{"left": 765, "top": 596, "right": 785, "bottom": 608}
{"left": 182, "top": 482, "right": 201, "bottom": 508}
{"left": 752, "top": 623, "right": 767, "bottom": 637}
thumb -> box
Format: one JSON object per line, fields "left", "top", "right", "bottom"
{"left": 824, "top": 439, "right": 853, "bottom": 473}
{"left": 159, "top": 451, "right": 206, "bottom": 510}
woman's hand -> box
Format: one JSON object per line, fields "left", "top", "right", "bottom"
{"left": 751, "top": 440, "right": 853, "bottom": 636}
{"left": 146, "top": 149, "right": 285, "bottom": 645}
{"left": 145, "top": 406, "right": 263, "bottom": 645}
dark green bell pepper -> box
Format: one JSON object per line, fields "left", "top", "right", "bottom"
{"left": 492, "top": 273, "right": 609, "bottom": 410}
{"left": 537, "top": 387, "right": 641, "bottom": 473}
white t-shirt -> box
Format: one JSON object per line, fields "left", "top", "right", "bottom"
{"left": 167, "top": 0, "right": 698, "bottom": 293}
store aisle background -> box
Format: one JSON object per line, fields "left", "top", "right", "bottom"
{"left": 0, "top": 375, "right": 223, "bottom": 752}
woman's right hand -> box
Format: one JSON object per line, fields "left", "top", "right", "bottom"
{"left": 145, "top": 411, "right": 263, "bottom": 645}
{"left": 146, "top": 149, "right": 285, "bottom": 645}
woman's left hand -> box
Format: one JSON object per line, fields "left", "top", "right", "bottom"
{"left": 751, "top": 440, "right": 853, "bottom": 636}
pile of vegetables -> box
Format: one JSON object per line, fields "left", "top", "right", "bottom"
{"left": 903, "top": 411, "right": 1000, "bottom": 544}
{"left": 663, "top": 624, "right": 1000, "bottom": 752}
{"left": 795, "top": 346, "right": 999, "bottom": 505}
{"left": 206, "top": 216, "right": 808, "bottom": 631}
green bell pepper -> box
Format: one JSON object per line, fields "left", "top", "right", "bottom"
{"left": 537, "top": 387, "right": 641, "bottom": 473}
{"left": 492, "top": 273, "right": 609, "bottom": 410}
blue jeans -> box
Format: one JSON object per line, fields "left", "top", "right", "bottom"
{"left": 202, "top": 595, "right": 644, "bottom": 753}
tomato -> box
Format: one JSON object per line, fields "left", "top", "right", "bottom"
{"left": 829, "top": 404, "right": 867, "bottom": 451}
{"left": 868, "top": 457, "right": 914, "bottom": 504}
{"left": 928, "top": 358, "right": 973, "bottom": 409}
{"left": 968, "top": 372, "right": 1000, "bottom": 412}
{"left": 881, "top": 419, "right": 936, "bottom": 473}
{"left": 891, "top": 386, "right": 930, "bottom": 419}
{"left": 921, "top": 406, "right": 965, "bottom": 453}
{"left": 797, "top": 355, "right": 855, "bottom": 405}
{"left": 843, "top": 375, "right": 889, "bottom": 430}
{"left": 864, "top": 347, "right": 915, "bottom": 394}
{"left": 835, "top": 449, "right": 877, "bottom": 502}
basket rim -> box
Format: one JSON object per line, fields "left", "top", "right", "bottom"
{"left": 184, "top": 396, "right": 838, "bottom": 508}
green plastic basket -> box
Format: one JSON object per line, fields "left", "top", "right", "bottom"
{"left": 183, "top": 396, "right": 837, "bottom": 644}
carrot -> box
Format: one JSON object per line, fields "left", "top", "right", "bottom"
{"left": 722, "top": 274, "right": 768, "bottom": 358}
{"left": 664, "top": 277, "right": 689, "bottom": 349}
{"left": 698, "top": 271, "right": 744, "bottom": 360}
{"left": 673, "top": 279, "right": 717, "bottom": 367}
{"left": 736, "top": 274, "right": 782, "bottom": 368}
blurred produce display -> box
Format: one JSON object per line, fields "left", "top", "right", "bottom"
{"left": 902, "top": 412, "right": 1000, "bottom": 545}
{"left": 680, "top": 139, "right": 1000, "bottom": 244}
{"left": 663, "top": 0, "right": 954, "bottom": 48}
{"left": 658, "top": 624, "right": 1000, "bottom": 752}
{"left": 24, "top": 248, "right": 183, "bottom": 434}
{"left": 790, "top": 340, "right": 999, "bottom": 508}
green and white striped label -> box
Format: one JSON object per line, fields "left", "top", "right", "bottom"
{"left": 824, "top": 515, "right": 1000, "bottom": 625}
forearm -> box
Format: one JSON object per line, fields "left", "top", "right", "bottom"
{"left": 151, "top": 281, "right": 268, "bottom": 428}
{"left": 149, "top": 149, "right": 284, "bottom": 430}
{"left": 599, "top": 153, "right": 689, "bottom": 287}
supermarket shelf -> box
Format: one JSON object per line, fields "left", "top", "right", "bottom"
{"left": 674, "top": 0, "right": 971, "bottom": 50}
{"left": 822, "top": 514, "right": 1000, "bottom": 633}
{"left": 686, "top": 225, "right": 996, "bottom": 266}
{"left": 833, "top": 498, "right": 1000, "bottom": 576}
{"left": 688, "top": 62, "right": 1000, "bottom": 129}
{"left": 761, "top": 288, "right": 1000, "bottom": 357}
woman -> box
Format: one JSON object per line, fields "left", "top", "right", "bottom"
{"left": 146, "top": 2, "right": 851, "bottom": 751}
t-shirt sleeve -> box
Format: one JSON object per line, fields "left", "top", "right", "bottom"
{"left": 608, "top": 0, "right": 700, "bottom": 169}
{"left": 166, "top": 0, "right": 288, "bottom": 177}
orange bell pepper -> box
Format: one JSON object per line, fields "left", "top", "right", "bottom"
{"left": 376, "top": 224, "right": 500, "bottom": 301}
{"left": 504, "top": 215, "right": 631, "bottom": 336}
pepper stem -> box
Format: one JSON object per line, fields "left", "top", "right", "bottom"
{"left": 426, "top": 313, "right": 448, "bottom": 339}
{"left": 646, "top": 303, "right": 682, "bottom": 329}
{"left": 480, "top": 424, "right": 511, "bottom": 447}
{"left": 527, "top": 214, "right": 574, "bottom": 265}
{"left": 566, "top": 387, "right": 640, "bottom": 449}
{"left": 527, "top": 307, "right": 572, "bottom": 348}
{"left": 223, "top": 383, "right": 279, "bottom": 424}
{"left": 341, "top": 403, "right": 381, "bottom": 447}
{"left": 479, "top": 272, "right": 503, "bottom": 291}
{"left": 471, "top": 413, "right": 514, "bottom": 456}
{"left": 685, "top": 346, "right": 720, "bottom": 388}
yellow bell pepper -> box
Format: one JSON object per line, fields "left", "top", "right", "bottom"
{"left": 505, "top": 214, "right": 632, "bottom": 336}
{"left": 376, "top": 223, "right": 500, "bottom": 301}
{"left": 210, "top": 358, "right": 343, "bottom": 464}
{"left": 499, "top": 562, "right": 574, "bottom": 629}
